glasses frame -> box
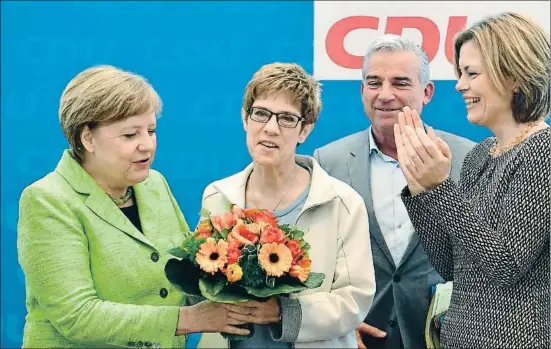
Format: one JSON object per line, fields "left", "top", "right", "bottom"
{"left": 247, "top": 106, "right": 305, "bottom": 129}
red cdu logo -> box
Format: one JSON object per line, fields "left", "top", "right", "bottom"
{"left": 325, "top": 16, "right": 467, "bottom": 69}
{"left": 313, "top": 1, "right": 550, "bottom": 80}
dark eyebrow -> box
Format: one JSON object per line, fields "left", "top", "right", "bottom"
{"left": 252, "top": 106, "right": 299, "bottom": 116}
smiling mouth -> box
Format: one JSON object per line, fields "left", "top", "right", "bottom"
{"left": 375, "top": 108, "right": 401, "bottom": 112}
{"left": 134, "top": 158, "right": 150, "bottom": 164}
{"left": 465, "top": 98, "right": 481, "bottom": 105}
{"left": 259, "top": 141, "right": 278, "bottom": 149}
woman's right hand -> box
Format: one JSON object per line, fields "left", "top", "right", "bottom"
{"left": 176, "top": 300, "right": 250, "bottom": 336}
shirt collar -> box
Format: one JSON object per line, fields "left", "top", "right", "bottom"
{"left": 368, "top": 126, "right": 381, "bottom": 155}
{"left": 368, "top": 126, "right": 400, "bottom": 164}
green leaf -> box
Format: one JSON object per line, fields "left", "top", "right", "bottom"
{"left": 279, "top": 224, "right": 292, "bottom": 234}
{"left": 303, "top": 272, "right": 325, "bottom": 289}
{"left": 199, "top": 279, "right": 252, "bottom": 303}
{"left": 164, "top": 258, "right": 202, "bottom": 297}
{"left": 301, "top": 242, "right": 311, "bottom": 252}
{"left": 212, "top": 277, "right": 227, "bottom": 296}
{"left": 213, "top": 231, "right": 223, "bottom": 240}
{"left": 240, "top": 255, "right": 265, "bottom": 288}
{"left": 220, "top": 228, "right": 231, "bottom": 239}
{"left": 291, "top": 230, "right": 304, "bottom": 240}
{"left": 199, "top": 208, "right": 211, "bottom": 218}
{"left": 241, "top": 282, "right": 308, "bottom": 298}
{"left": 167, "top": 246, "right": 188, "bottom": 259}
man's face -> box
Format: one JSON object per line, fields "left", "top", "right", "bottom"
{"left": 361, "top": 50, "right": 434, "bottom": 136}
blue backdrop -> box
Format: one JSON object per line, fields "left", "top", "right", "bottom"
{"left": 1, "top": 1, "right": 491, "bottom": 347}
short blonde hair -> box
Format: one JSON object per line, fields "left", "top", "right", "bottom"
{"left": 59, "top": 65, "right": 162, "bottom": 162}
{"left": 453, "top": 12, "right": 550, "bottom": 123}
{"left": 241, "top": 62, "right": 322, "bottom": 125}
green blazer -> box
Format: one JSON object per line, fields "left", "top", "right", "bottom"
{"left": 17, "top": 150, "right": 190, "bottom": 348}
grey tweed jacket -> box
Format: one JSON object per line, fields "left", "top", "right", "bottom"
{"left": 313, "top": 128, "right": 475, "bottom": 349}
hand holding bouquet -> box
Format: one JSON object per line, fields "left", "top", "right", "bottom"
{"left": 164, "top": 204, "right": 325, "bottom": 339}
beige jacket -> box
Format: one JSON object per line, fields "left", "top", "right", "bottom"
{"left": 198, "top": 155, "right": 376, "bottom": 348}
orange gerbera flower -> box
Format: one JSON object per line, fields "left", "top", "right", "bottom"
{"left": 195, "top": 238, "right": 228, "bottom": 274}
{"left": 258, "top": 242, "right": 293, "bottom": 277}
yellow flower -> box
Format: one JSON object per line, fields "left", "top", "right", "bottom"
{"left": 225, "top": 264, "right": 243, "bottom": 283}
{"left": 258, "top": 242, "right": 293, "bottom": 277}
{"left": 195, "top": 238, "right": 228, "bottom": 274}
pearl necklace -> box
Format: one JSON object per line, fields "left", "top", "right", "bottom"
{"left": 111, "top": 186, "right": 134, "bottom": 206}
{"left": 489, "top": 121, "right": 539, "bottom": 157}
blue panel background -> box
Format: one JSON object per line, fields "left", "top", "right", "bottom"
{"left": 1, "top": 1, "right": 491, "bottom": 347}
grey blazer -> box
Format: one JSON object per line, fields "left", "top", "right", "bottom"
{"left": 313, "top": 128, "right": 475, "bottom": 349}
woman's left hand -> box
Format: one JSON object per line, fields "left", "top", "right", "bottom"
{"left": 222, "top": 297, "right": 282, "bottom": 325}
{"left": 394, "top": 106, "right": 452, "bottom": 194}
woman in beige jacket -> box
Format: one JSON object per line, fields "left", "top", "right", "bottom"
{"left": 199, "top": 62, "right": 376, "bottom": 348}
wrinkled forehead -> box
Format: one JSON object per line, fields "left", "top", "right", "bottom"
{"left": 364, "top": 50, "right": 421, "bottom": 82}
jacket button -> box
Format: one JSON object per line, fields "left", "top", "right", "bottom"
{"left": 393, "top": 275, "right": 401, "bottom": 282}
{"left": 151, "top": 252, "right": 159, "bottom": 262}
{"left": 145, "top": 342, "right": 152, "bottom": 348}
{"left": 388, "top": 320, "right": 397, "bottom": 327}
{"left": 160, "top": 288, "right": 168, "bottom": 298}
{"left": 137, "top": 341, "right": 144, "bottom": 347}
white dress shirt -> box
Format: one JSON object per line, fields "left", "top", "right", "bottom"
{"left": 368, "top": 127, "right": 414, "bottom": 265}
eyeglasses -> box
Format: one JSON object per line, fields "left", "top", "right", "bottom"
{"left": 247, "top": 107, "right": 304, "bottom": 128}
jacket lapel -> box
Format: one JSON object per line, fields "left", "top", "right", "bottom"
{"left": 85, "top": 187, "right": 157, "bottom": 248}
{"left": 346, "top": 131, "right": 396, "bottom": 269}
{"left": 55, "top": 150, "right": 157, "bottom": 249}
{"left": 396, "top": 232, "right": 420, "bottom": 269}
{"left": 211, "top": 165, "right": 250, "bottom": 209}
{"left": 133, "top": 177, "right": 160, "bottom": 247}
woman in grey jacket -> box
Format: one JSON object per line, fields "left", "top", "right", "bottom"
{"left": 394, "top": 12, "right": 549, "bottom": 349}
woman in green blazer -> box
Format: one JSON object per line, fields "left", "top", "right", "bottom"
{"left": 17, "top": 65, "right": 250, "bottom": 348}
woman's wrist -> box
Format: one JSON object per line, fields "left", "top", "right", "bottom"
{"left": 176, "top": 306, "right": 194, "bottom": 336}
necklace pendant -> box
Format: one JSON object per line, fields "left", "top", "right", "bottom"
{"left": 112, "top": 186, "right": 134, "bottom": 205}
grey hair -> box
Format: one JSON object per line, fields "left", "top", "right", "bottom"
{"left": 361, "top": 34, "right": 431, "bottom": 86}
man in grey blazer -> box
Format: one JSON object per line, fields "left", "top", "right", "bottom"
{"left": 313, "top": 34, "right": 475, "bottom": 349}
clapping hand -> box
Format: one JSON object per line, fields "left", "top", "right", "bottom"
{"left": 394, "top": 106, "right": 452, "bottom": 195}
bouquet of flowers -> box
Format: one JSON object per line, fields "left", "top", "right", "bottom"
{"left": 164, "top": 204, "right": 325, "bottom": 339}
